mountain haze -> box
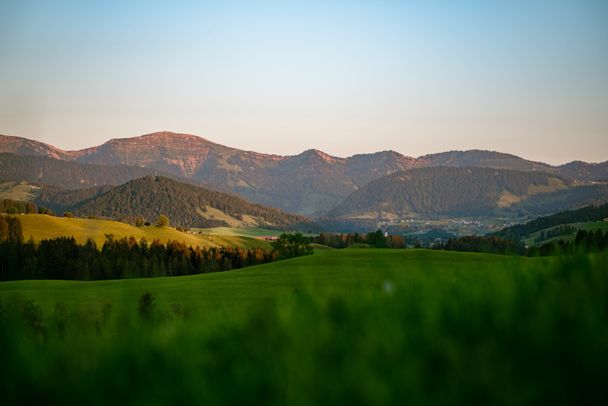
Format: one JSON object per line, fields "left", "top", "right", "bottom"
{"left": 1, "top": 132, "right": 606, "bottom": 215}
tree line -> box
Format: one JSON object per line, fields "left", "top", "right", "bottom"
{"left": 1, "top": 199, "right": 38, "bottom": 215}
{"left": 313, "top": 230, "right": 406, "bottom": 249}
{"left": 436, "top": 236, "right": 525, "bottom": 255}
{"left": 534, "top": 225, "right": 577, "bottom": 243}
{"left": 0, "top": 215, "right": 23, "bottom": 243}
{"left": 0, "top": 236, "right": 277, "bottom": 281}
{"left": 434, "top": 229, "right": 608, "bottom": 257}
{"left": 528, "top": 229, "right": 608, "bottom": 256}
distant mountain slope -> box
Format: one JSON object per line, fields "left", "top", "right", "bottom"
{"left": 557, "top": 161, "right": 608, "bottom": 181}
{"left": 328, "top": 167, "right": 607, "bottom": 219}
{"left": 0, "top": 153, "right": 181, "bottom": 190}
{"left": 66, "top": 176, "right": 318, "bottom": 230}
{"left": 0, "top": 134, "right": 71, "bottom": 160}
{"left": 420, "top": 150, "right": 557, "bottom": 173}
{"left": 503, "top": 184, "right": 608, "bottom": 217}
{"left": 1, "top": 132, "right": 605, "bottom": 214}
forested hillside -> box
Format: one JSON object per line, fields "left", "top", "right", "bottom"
{"left": 328, "top": 167, "right": 580, "bottom": 218}
{"left": 69, "top": 176, "right": 319, "bottom": 230}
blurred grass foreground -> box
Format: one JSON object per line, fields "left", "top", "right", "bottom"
{"left": 1, "top": 249, "right": 607, "bottom": 405}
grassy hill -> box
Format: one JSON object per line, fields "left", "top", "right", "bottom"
{"left": 1, "top": 248, "right": 607, "bottom": 403}
{"left": 0, "top": 181, "right": 41, "bottom": 201}
{"left": 16, "top": 214, "right": 270, "bottom": 249}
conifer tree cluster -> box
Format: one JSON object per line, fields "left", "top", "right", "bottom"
{"left": 0, "top": 234, "right": 277, "bottom": 281}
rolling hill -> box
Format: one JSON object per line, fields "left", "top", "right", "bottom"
{"left": 327, "top": 167, "right": 608, "bottom": 220}
{"left": 16, "top": 213, "right": 270, "bottom": 249}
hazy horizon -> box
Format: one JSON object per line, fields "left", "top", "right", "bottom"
{"left": 1, "top": 0, "right": 607, "bottom": 165}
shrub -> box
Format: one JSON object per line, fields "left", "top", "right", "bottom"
{"left": 156, "top": 215, "right": 169, "bottom": 227}
{"left": 138, "top": 291, "right": 155, "bottom": 319}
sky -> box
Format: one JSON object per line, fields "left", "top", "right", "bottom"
{"left": 1, "top": 0, "right": 607, "bottom": 164}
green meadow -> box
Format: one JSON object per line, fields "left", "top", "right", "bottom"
{"left": 1, "top": 248, "right": 607, "bottom": 404}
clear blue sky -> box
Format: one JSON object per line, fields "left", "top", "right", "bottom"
{"left": 1, "top": 0, "right": 607, "bottom": 164}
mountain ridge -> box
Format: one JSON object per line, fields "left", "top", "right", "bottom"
{"left": 3, "top": 131, "right": 605, "bottom": 166}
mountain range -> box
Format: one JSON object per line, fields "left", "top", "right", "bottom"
{"left": 1, "top": 131, "right": 607, "bottom": 221}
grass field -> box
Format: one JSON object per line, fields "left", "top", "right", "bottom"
{"left": 0, "top": 249, "right": 532, "bottom": 312}
{"left": 1, "top": 248, "right": 607, "bottom": 404}
{"left": 193, "top": 226, "right": 318, "bottom": 238}
{"left": 0, "top": 181, "right": 40, "bottom": 202}
{"left": 16, "top": 214, "right": 270, "bottom": 249}
{"left": 192, "top": 226, "right": 286, "bottom": 238}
